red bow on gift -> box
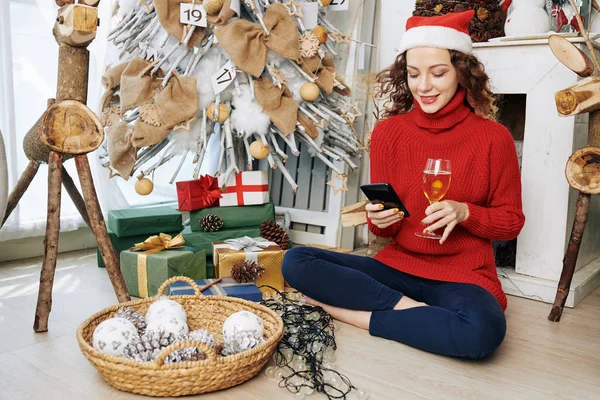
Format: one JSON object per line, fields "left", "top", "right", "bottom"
{"left": 176, "top": 175, "right": 223, "bottom": 211}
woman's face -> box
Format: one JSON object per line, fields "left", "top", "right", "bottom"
{"left": 405, "top": 47, "right": 459, "bottom": 114}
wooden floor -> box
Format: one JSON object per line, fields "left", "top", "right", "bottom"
{"left": 0, "top": 249, "right": 599, "bottom": 400}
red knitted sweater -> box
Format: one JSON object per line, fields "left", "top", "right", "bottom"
{"left": 368, "top": 89, "right": 525, "bottom": 310}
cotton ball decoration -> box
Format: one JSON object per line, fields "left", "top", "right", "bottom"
{"left": 230, "top": 84, "right": 271, "bottom": 136}
{"left": 171, "top": 117, "right": 202, "bottom": 152}
{"left": 222, "top": 311, "right": 265, "bottom": 355}
{"left": 504, "top": 0, "right": 550, "bottom": 37}
{"left": 145, "top": 297, "right": 187, "bottom": 325}
{"left": 135, "top": 177, "right": 153, "bottom": 196}
{"left": 146, "top": 314, "right": 190, "bottom": 337}
{"left": 300, "top": 83, "right": 320, "bottom": 102}
{"left": 92, "top": 317, "right": 139, "bottom": 356}
{"left": 207, "top": 103, "right": 229, "bottom": 123}
{"left": 249, "top": 141, "right": 270, "bottom": 159}
{"left": 203, "top": 0, "right": 223, "bottom": 15}
{"left": 117, "top": 0, "right": 138, "bottom": 18}
{"left": 268, "top": 51, "right": 307, "bottom": 103}
{"left": 190, "top": 47, "right": 224, "bottom": 111}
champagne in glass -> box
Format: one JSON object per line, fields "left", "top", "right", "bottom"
{"left": 415, "top": 159, "right": 452, "bottom": 239}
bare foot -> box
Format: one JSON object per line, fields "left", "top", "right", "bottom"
{"left": 303, "top": 296, "right": 371, "bottom": 330}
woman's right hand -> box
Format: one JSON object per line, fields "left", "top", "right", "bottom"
{"left": 366, "top": 202, "right": 404, "bottom": 229}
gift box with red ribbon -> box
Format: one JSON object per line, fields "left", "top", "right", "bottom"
{"left": 176, "top": 175, "right": 223, "bottom": 211}
{"left": 217, "top": 171, "right": 270, "bottom": 207}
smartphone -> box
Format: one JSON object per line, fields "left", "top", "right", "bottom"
{"left": 360, "top": 183, "right": 410, "bottom": 217}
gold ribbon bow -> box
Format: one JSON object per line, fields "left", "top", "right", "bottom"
{"left": 131, "top": 233, "right": 186, "bottom": 298}
{"left": 214, "top": 3, "right": 300, "bottom": 77}
{"left": 254, "top": 78, "right": 299, "bottom": 135}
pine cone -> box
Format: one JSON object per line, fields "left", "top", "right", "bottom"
{"left": 231, "top": 260, "right": 265, "bottom": 283}
{"left": 259, "top": 220, "right": 289, "bottom": 250}
{"left": 221, "top": 330, "right": 264, "bottom": 356}
{"left": 122, "top": 330, "right": 177, "bottom": 362}
{"left": 114, "top": 306, "right": 147, "bottom": 334}
{"left": 165, "top": 329, "right": 215, "bottom": 363}
{"left": 200, "top": 214, "right": 223, "bottom": 232}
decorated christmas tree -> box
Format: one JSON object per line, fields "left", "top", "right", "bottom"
{"left": 99, "top": 0, "right": 367, "bottom": 196}
{"left": 413, "top": 0, "right": 507, "bottom": 42}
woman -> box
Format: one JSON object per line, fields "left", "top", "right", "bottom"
{"left": 282, "top": 10, "right": 525, "bottom": 359}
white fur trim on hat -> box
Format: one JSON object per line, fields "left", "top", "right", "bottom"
{"left": 398, "top": 25, "right": 473, "bottom": 54}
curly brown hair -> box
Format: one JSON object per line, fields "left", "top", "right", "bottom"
{"left": 374, "top": 50, "right": 497, "bottom": 121}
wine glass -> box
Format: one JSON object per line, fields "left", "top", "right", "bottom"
{"left": 415, "top": 158, "right": 452, "bottom": 239}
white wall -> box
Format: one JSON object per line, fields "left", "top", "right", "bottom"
{"left": 377, "top": 1, "right": 415, "bottom": 69}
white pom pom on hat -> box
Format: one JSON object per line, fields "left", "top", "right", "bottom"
{"left": 398, "top": 10, "right": 475, "bottom": 54}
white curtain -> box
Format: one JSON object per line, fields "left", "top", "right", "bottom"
{"left": 0, "top": 0, "right": 130, "bottom": 242}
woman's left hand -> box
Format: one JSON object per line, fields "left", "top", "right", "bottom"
{"left": 421, "top": 200, "right": 470, "bottom": 244}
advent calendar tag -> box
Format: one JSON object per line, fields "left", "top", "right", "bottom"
{"left": 180, "top": 3, "right": 208, "bottom": 27}
{"left": 230, "top": 0, "right": 241, "bottom": 16}
{"left": 328, "top": 0, "right": 349, "bottom": 11}
{"left": 302, "top": 2, "right": 319, "bottom": 29}
{"left": 212, "top": 60, "right": 237, "bottom": 94}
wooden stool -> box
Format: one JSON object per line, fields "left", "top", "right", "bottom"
{"left": 1, "top": 1, "right": 130, "bottom": 332}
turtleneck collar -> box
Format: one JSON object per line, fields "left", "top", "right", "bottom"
{"left": 412, "top": 87, "right": 471, "bottom": 132}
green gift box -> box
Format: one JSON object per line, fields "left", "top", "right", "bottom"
{"left": 108, "top": 206, "right": 182, "bottom": 238}
{"left": 120, "top": 247, "right": 206, "bottom": 298}
{"left": 181, "top": 226, "right": 261, "bottom": 256}
{"left": 189, "top": 202, "right": 275, "bottom": 232}
{"left": 97, "top": 229, "right": 180, "bottom": 268}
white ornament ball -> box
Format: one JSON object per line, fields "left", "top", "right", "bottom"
{"left": 92, "top": 317, "right": 139, "bottom": 356}
{"left": 222, "top": 310, "right": 264, "bottom": 339}
{"left": 145, "top": 297, "right": 187, "bottom": 325}
{"left": 146, "top": 314, "right": 190, "bottom": 337}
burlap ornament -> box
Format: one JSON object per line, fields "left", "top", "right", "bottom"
{"left": 154, "top": 0, "right": 206, "bottom": 48}
{"left": 333, "top": 74, "right": 351, "bottom": 97}
{"left": 254, "top": 78, "right": 298, "bottom": 136}
{"left": 131, "top": 74, "right": 198, "bottom": 147}
{"left": 107, "top": 121, "right": 136, "bottom": 179}
{"left": 214, "top": 3, "right": 300, "bottom": 77}
{"left": 298, "top": 112, "right": 319, "bottom": 140}
{"left": 301, "top": 55, "right": 337, "bottom": 94}
{"left": 131, "top": 119, "right": 170, "bottom": 148}
{"left": 120, "top": 57, "right": 164, "bottom": 113}
{"left": 206, "top": 0, "right": 236, "bottom": 25}
{"left": 100, "top": 61, "right": 129, "bottom": 110}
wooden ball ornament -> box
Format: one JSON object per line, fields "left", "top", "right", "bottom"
{"left": 311, "top": 26, "right": 328, "bottom": 44}
{"left": 249, "top": 140, "right": 270, "bottom": 160}
{"left": 207, "top": 103, "right": 229, "bottom": 123}
{"left": 135, "top": 177, "right": 154, "bottom": 196}
{"left": 300, "top": 83, "right": 320, "bottom": 102}
{"left": 319, "top": 0, "right": 332, "bottom": 6}
{"left": 203, "top": 0, "right": 223, "bottom": 15}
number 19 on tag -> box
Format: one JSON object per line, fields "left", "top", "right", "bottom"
{"left": 180, "top": 3, "right": 208, "bottom": 27}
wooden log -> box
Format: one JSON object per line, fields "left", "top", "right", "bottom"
{"left": 1, "top": 160, "right": 40, "bottom": 228}
{"left": 33, "top": 151, "right": 63, "bottom": 332}
{"left": 548, "top": 191, "right": 591, "bottom": 322}
{"left": 588, "top": 109, "right": 600, "bottom": 147}
{"left": 56, "top": 45, "right": 89, "bottom": 102}
{"left": 75, "top": 155, "right": 130, "bottom": 303}
{"left": 40, "top": 100, "right": 103, "bottom": 154}
{"left": 548, "top": 35, "right": 595, "bottom": 77}
{"left": 61, "top": 166, "right": 90, "bottom": 227}
{"left": 565, "top": 146, "right": 600, "bottom": 194}
{"left": 53, "top": 4, "right": 98, "bottom": 47}
{"left": 555, "top": 76, "right": 600, "bottom": 116}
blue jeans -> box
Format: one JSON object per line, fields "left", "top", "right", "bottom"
{"left": 282, "top": 247, "right": 506, "bottom": 359}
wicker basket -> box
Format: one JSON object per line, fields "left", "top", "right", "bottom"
{"left": 77, "top": 276, "right": 284, "bottom": 397}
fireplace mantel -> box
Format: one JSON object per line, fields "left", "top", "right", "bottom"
{"left": 474, "top": 38, "right": 600, "bottom": 307}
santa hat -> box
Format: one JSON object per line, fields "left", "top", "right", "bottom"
{"left": 398, "top": 10, "right": 475, "bottom": 55}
